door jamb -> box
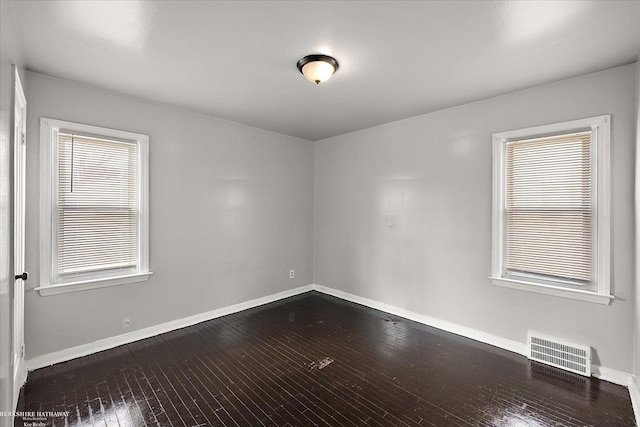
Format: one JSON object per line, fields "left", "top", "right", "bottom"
{"left": 11, "top": 65, "right": 27, "bottom": 412}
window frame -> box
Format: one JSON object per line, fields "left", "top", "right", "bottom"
{"left": 490, "top": 115, "right": 612, "bottom": 305}
{"left": 37, "top": 118, "right": 151, "bottom": 296}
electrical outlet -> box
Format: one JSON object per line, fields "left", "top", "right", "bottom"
{"left": 289, "top": 270, "right": 295, "bottom": 279}
{"left": 123, "top": 317, "right": 131, "bottom": 328}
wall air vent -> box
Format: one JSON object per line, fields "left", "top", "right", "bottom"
{"left": 527, "top": 332, "right": 591, "bottom": 377}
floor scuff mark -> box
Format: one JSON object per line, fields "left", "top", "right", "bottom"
{"left": 309, "top": 356, "right": 334, "bottom": 371}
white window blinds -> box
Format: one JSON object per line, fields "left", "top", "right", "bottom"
{"left": 56, "top": 132, "right": 139, "bottom": 278}
{"left": 504, "top": 131, "right": 592, "bottom": 284}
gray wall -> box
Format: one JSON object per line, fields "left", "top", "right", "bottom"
{"left": 0, "top": 0, "right": 23, "bottom": 421}
{"left": 314, "top": 64, "right": 636, "bottom": 373}
{"left": 17, "top": 60, "right": 640, "bottom": 378}
{"left": 24, "top": 71, "right": 314, "bottom": 359}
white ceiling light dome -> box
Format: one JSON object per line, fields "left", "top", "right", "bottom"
{"left": 297, "top": 54, "right": 339, "bottom": 85}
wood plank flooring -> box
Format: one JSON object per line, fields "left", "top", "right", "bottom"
{"left": 16, "top": 291, "right": 636, "bottom": 426}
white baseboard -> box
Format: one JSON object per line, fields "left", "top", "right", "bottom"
{"left": 311, "top": 284, "right": 632, "bottom": 388}
{"left": 591, "top": 365, "right": 633, "bottom": 387}
{"left": 630, "top": 376, "right": 640, "bottom": 427}
{"left": 26, "top": 284, "right": 314, "bottom": 371}
{"left": 311, "top": 283, "right": 528, "bottom": 355}
{"left": 26, "top": 282, "right": 634, "bottom": 393}
{"left": 12, "top": 361, "right": 27, "bottom": 412}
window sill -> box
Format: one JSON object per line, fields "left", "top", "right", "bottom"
{"left": 34, "top": 272, "right": 153, "bottom": 296}
{"left": 490, "top": 276, "right": 613, "bottom": 305}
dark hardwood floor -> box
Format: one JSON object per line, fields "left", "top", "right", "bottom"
{"left": 16, "top": 291, "right": 635, "bottom": 426}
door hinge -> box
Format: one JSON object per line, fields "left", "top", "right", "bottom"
{"left": 20, "top": 345, "right": 24, "bottom": 358}
{"left": 21, "top": 132, "right": 25, "bottom": 145}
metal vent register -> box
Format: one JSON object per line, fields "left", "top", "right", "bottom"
{"left": 528, "top": 332, "right": 591, "bottom": 376}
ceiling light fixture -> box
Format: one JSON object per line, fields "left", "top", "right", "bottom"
{"left": 296, "top": 54, "right": 339, "bottom": 85}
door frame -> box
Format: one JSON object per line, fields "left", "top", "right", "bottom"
{"left": 12, "top": 65, "right": 27, "bottom": 410}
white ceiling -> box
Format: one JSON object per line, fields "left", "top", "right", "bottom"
{"left": 12, "top": 0, "right": 640, "bottom": 141}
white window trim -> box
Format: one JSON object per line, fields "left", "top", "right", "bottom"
{"left": 490, "top": 115, "right": 612, "bottom": 305}
{"left": 36, "top": 118, "right": 151, "bottom": 296}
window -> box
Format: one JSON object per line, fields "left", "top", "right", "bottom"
{"left": 37, "top": 118, "right": 150, "bottom": 296}
{"left": 490, "top": 116, "right": 611, "bottom": 304}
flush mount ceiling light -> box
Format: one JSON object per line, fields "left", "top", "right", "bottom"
{"left": 296, "top": 54, "right": 339, "bottom": 84}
